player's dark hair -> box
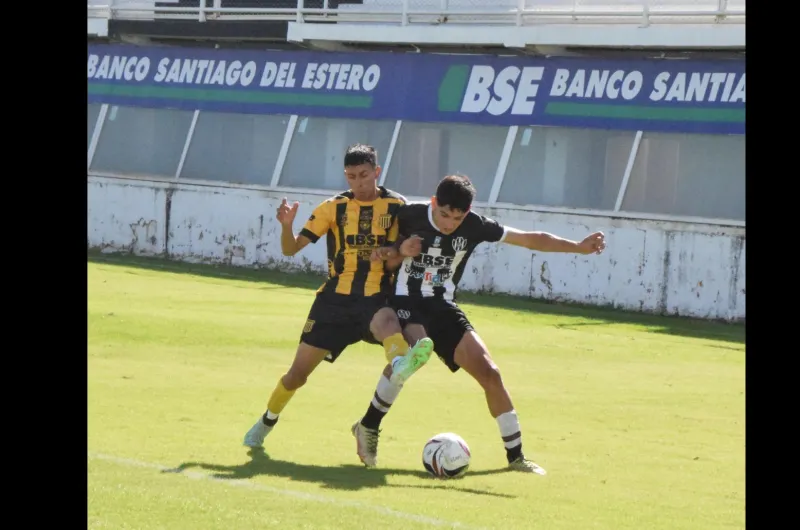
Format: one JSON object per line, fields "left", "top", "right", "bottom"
{"left": 436, "top": 174, "right": 476, "bottom": 213}
{"left": 344, "top": 143, "right": 378, "bottom": 168}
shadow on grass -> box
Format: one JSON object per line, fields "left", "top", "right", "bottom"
{"left": 164, "top": 447, "right": 516, "bottom": 498}
{"left": 88, "top": 250, "right": 745, "bottom": 346}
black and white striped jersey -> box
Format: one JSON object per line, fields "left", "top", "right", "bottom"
{"left": 393, "top": 202, "right": 507, "bottom": 300}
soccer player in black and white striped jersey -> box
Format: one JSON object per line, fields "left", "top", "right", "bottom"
{"left": 351, "top": 174, "right": 606, "bottom": 474}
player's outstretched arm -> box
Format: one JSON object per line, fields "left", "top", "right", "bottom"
{"left": 502, "top": 227, "right": 606, "bottom": 255}
{"left": 276, "top": 197, "right": 312, "bottom": 256}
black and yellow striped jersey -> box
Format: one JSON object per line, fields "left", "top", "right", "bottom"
{"left": 299, "top": 186, "right": 406, "bottom": 297}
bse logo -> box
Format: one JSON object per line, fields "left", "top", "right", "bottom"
{"left": 438, "top": 65, "right": 545, "bottom": 116}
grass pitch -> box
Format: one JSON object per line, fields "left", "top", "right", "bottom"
{"left": 88, "top": 253, "right": 745, "bottom": 530}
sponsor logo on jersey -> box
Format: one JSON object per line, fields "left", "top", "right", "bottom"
{"left": 424, "top": 271, "right": 450, "bottom": 286}
{"left": 346, "top": 233, "right": 387, "bottom": 248}
{"left": 413, "top": 253, "right": 455, "bottom": 267}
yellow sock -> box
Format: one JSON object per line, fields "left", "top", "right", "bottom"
{"left": 266, "top": 379, "right": 296, "bottom": 415}
{"left": 382, "top": 332, "right": 410, "bottom": 363}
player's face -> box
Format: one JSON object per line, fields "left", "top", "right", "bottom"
{"left": 432, "top": 202, "right": 468, "bottom": 234}
{"left": 344, "top": 163, "right": 381, "bottom": 200}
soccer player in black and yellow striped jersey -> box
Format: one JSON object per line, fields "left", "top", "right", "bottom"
{"left": 243, "top": 144, "right": 434, "bottom": 459}
{"left": 300, "top": 181, "right": 404, "bottom": 298}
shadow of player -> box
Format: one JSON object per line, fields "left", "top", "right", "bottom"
{"left": 164, "top": 447, "right": 516, "bottom": 498}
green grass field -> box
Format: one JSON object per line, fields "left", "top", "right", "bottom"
{"left": 87, "top": 253, "right": 745, "bottom": 530}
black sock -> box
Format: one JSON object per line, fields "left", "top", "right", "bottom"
{"left": 506, "top": 444, "right": 523, "bottom": 463}
{"left": 360, "top": 403, "right": 387, "bottom": 430}
{"left": 261, "top": 413, "right": 279, "bottom": 427}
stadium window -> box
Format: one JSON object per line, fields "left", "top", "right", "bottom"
{"left": 181, "top": 111, "right": 290, "bottom": 186}
{"left": 279, "top": 116, "right": 396, "bottom": 191}
{"left": 385, "top": 121, "right": 507, "bottom": 202}
{"left": 498, "top": 126, "right": 635, "bottom": 211}
{"left": 90, "top": 106, "right": 194, "bottom": 177}
{"left": 620, "top": 132, "right": 745, "bottom": 221}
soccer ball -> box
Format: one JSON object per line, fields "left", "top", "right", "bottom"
{"left": 422, "top": 432, "right": 471, "bottom": 479}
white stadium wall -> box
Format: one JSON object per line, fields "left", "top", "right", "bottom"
{"left": 88, "top": 175, "right": 745, "bottom": 322}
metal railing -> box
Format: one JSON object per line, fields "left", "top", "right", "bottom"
{"left": 87, "top": 1, "right": 745, "bottom": 26}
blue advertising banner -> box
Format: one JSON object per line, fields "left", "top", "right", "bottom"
{"left": 88, "top": 43, "right": 745, "bottom": 135}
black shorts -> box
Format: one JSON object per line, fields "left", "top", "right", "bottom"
{"left": 390, "top": 295, "right": 473, "bottom": 373}
{"left": 300, "top": 291, "right": 387, "bottom": 363}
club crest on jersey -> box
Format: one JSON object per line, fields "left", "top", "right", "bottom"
{"left": 378, "top": 214, "right": 393, "bottom": 230}
{"left": 337, "top": 214, "right": 348, "bottom": 226}
{"left": 432, "top": 236, "right": 441, "bottom": 247}
{"left": 358, "top": 208, "right": 373, "bottom": 231}
{"left": 452, "top": 237, "right": 467, "bottom": 252}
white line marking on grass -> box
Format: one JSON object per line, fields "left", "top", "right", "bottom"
{"left": 88, "top": 452, "right": 484, "bottom": 529}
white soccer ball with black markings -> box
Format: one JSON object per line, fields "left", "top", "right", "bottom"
{"left": 422, "top": 432, "right": 471, "bottom": 479}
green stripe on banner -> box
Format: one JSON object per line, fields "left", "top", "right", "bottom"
{"left": 88, "top": 84, "right": 374, "bottom": 108}
{"left": 544, "top": 102, "right": 745, "bottom": 123}
{"left": 437, "top": 65, "right": 470, "bottom": 112}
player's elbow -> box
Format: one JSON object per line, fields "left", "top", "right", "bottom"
{"left": 281, "top": 245, "right": 299, "bottom": 257}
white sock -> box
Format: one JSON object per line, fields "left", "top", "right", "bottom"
{"left": 496, "top": 410, "right": 522, "bottom": 450}
{"left": 371, "top": 375, "right": 403, "bottom": 413}
{"left": 265, "top": 410, "right": 279, "bottom": 420}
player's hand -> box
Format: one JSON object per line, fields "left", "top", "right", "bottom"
{"left": 276, "top": 197, "right": 299, "bottom": 226}
{"left": 371, "top": 247, "right": 398, "bottom": 262}
{"left": 399, "top": 235, "right": 423, "bottom": 257}
{"left": 577, "top": 231, "right": 606, "bottom": 255}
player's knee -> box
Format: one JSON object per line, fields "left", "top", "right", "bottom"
{"left": 370, "top": 307, "right": 400, "bottom": 338}
{"left": 403, "top": 323, "right": 427, "bottom": 344}
{"left": 282, "top": 369, "right": 309, "bottom": 391}
{"left": 475, "top": 362, "right": 504, "bottom": 392}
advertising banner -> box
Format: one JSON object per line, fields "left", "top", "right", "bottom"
{"left": 88, "top": 43, "right": 745, "bottom": 135}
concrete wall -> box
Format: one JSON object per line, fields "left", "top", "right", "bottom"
{"left": 88, "top": 174, "right": 745, "bottom": 322}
